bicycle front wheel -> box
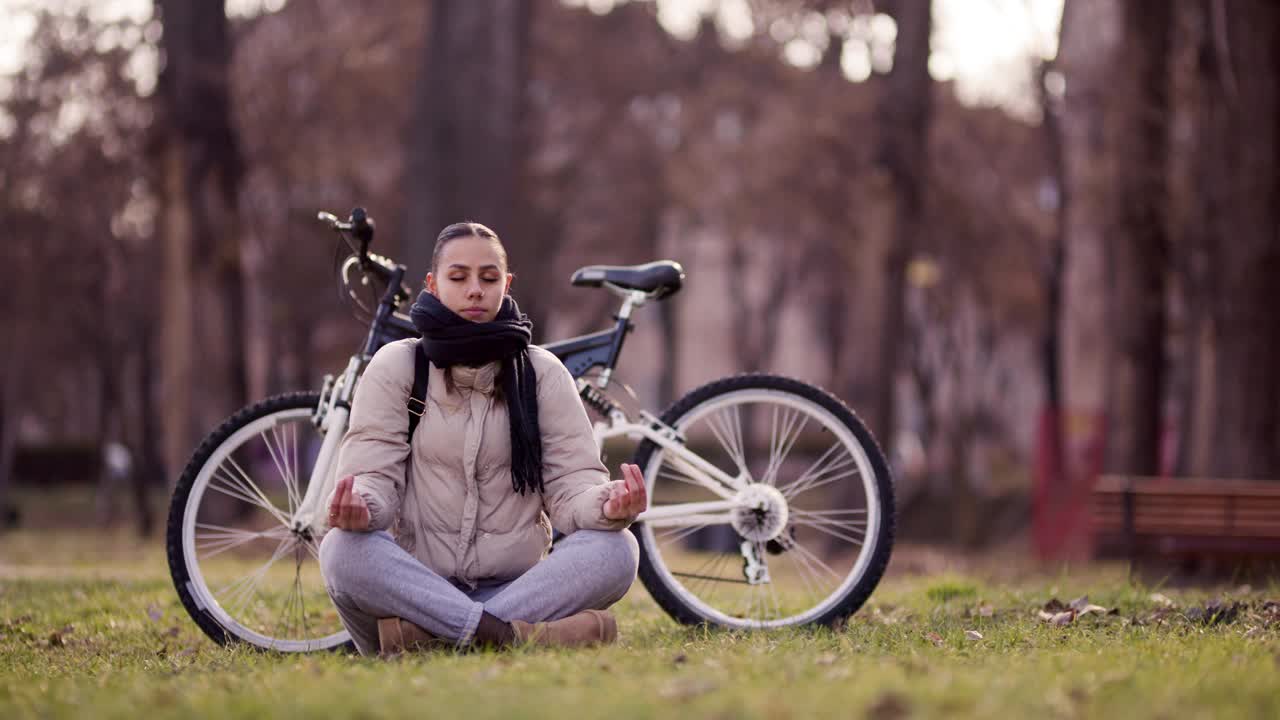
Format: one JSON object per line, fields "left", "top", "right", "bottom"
{"left": 631, "top": 375, "right": 895, "bottom": 630}
{"left": 165, "top": 392, "right": 352, "bottom": 652}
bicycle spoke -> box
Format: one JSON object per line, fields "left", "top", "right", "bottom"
{"left": 207, "top": 468, "right": 279, "bottom": 518}
{"left": 789, "top": 540, "right": 844, "bottom": 583}
{"left": 783, "top": 544, "right": 824, "bottom": 607}
{"left": 791, "top": 518, "right": 866, "bottom": 546}
{"left": 274, "top": 546, "right": 310, "bottom": 643}
{"left": 655, "top": 521, "right": 722, "bottom": 546}
{"left": 263, "top": 426, "right": 297, "bottom": 516}
{"left": 297, "top": 536, "right": 322, "bottom": 564}
{"left": 706, "top": 405, "right": 749, "bottom": 478}
{"left": 778, "top": 443, "right": 860, "bottom": 499}
{"left": 289, "top": 420, "right": 302, "bottom": 513}
{"left": 217, "top": 536, "right": 295, "bottom": 622}
{"left": 763, "top": 406, "right": 807, "bottom": 487}
{"left": 225, "top": 455, "right": 292, "bottom": 526}
{"left": 758, "top": 541, "right": 782, "bottom": 620}
{"left": 790, "top": 508, "right": 868, "bottom": 517}
{"left": 195, "top": 522, "right": 291, "bottom": 559}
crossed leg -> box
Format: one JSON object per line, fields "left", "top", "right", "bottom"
{"left": 319, "top": 528, "right": 639, "bottom": 656}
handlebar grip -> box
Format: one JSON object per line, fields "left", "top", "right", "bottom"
{"left": 349, "top": 207, "right": 375, "bottom": 246}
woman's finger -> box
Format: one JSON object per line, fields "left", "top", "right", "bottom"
{"left": 626, "top": 464, "right": 644, "bottom": 493}
{"left": 329, "top": 476, "right": 350, "bottom": 522}
{"left": 339, "top": 484, "right": 358, "bottom": 528}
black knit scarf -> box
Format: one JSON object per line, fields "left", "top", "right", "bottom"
{"left": 409, "top": 291, "right": 543, "bottom": 495}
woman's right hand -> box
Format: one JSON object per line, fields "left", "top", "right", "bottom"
{"left": 328, "top": 475, "right": 371, "bottom": 531}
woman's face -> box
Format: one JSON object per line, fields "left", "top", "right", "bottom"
{"left": 425, "top": 235, "right": 513, "bottom": 323}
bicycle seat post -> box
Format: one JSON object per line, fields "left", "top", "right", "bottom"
{"left": 595, "top": 284, "right": 649, "bottom": 389}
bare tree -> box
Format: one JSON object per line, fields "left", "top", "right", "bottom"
{"left": 1103, "top": 0, "right": 1173, "bottom": 476}
{"left": 872, "top": 0, "right": 934, "bottom": 445}
{"left": 402, "top": 1, "right": 536, "bottom": 320}
{"left": 156, "top": 0, "right": 246, "bottom": 485}
{"left": 1197, "top": 0, "right": 1280, "bottom": 479}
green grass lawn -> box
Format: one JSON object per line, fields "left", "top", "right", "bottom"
{"left": 2, "top": 528, "right": 1279, "bottom": 719}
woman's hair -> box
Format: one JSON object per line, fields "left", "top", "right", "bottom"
{"left": 431, "top": 221, "right": 508, "bottom": 272}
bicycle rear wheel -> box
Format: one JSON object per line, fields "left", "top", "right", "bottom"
{"left": 631, "top": 375, "right": 894, "bottom": 629}
{"left": 166, "top": 392, "right": 352, "bottom": 652}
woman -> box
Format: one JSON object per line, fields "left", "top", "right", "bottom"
{"left": 318, "top": 222, "right": 646, "bottom": 656}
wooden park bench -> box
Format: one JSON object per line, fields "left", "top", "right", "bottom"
{"left": 1091, "top": 476, "right": 1280, "bottom": 568}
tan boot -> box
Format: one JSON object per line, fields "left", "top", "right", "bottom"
{"left": 510, "top": 609, "right": 618, "bottom": 648}
{"left": 377, "top": 617, "right": 443, "bottom": 656}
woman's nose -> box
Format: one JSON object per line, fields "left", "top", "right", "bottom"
{"left": 466, "top": 282, "right": 484, "bottom": 298}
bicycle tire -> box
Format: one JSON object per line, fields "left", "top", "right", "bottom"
{"left": 630, "top": 374, "right": 895, "bottom": 629}
{"left": 166, "top": 391, "right": 354, "bottom": 652}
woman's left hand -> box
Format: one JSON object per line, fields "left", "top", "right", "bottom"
{"left": 603, "top": 463, "right": 648, "bottom": 521}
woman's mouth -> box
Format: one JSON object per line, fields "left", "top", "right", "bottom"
{"left": 461, "top": 307, "right": 487, "bottom": 317}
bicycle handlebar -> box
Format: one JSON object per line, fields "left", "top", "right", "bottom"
{"left": 318, "top": 207, "right": 413, "bottom": 303}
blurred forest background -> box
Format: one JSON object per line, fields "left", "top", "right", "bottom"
{"left": 0, "top": 0, "right": 1276, "bottom": 555}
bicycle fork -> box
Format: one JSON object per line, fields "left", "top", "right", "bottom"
{"left": 293, "top": 356, "right": 363, "bottom": 534}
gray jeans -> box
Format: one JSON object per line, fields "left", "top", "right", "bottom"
{"left": 318, "top": 527, "right": 640, "bottom": 655}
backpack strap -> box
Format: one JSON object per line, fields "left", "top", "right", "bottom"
{"left": 406, "top": 340, "right": 430, "bottom": 440}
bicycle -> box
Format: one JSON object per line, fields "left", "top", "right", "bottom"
{"left": 166, "top": 208, "right": 895, "bottom": 652}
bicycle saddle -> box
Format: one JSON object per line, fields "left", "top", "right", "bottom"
{"left": 570, "top": 260, "right": 685, "bottom": 299}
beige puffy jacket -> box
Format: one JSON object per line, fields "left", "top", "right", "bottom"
{"left": 330, "top": 338, "right": 629, "bottom": 588}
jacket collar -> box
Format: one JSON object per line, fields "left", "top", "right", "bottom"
{"left": 449, "top": 361, "right": 499, "bottom": 395}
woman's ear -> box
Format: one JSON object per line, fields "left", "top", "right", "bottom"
{"left": 504, "top": 272, "right": 514, "bottom": 295}
{"left": 424, "top": 272, "right": 438, "bottom": 295}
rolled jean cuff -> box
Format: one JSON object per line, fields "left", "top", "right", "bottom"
{"left": 457, "top": 600, "right": 486, "bottom": 648}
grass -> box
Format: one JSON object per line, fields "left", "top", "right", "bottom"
{"left": 2, "top": 528, "right": 1279, "bottom": 719}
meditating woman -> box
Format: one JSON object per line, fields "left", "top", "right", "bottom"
{"left": 318, "top": 221, "right": 646, "bottom": 656}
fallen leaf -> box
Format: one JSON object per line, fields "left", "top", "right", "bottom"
{"left": 48, "top": 631, "right": 66, "bottom": 647}
{"left": 976, "top": 604, "right": 994, "bottom": 618}
{"left": 965, "top": 630, "right": 983, "bottom": 641}
{"left": 1077, "top": 603, "right": 1110, "bottom": 617}
{"left": 146, "top": 605, "right": 163, "bottom": 622}
{"left": 1198, "top": 599, "right": 1244, "bottom": 625}
{"left": 866, "top": 691, "right": 911, "bottom": 720}
{"left": 925, "top": 632, "right": 944, "bottom": 647}
{"left": 165, "top": 626, "right": 180, "bottom": 638}
{"left": 1051, "top": 611, "right": 1075, "bottom": 626}
{"left": 671, "top": 652, "right": 687, "bottom": 665}
{"left": 1149, "top": 593, "right": 1175, "bottom": 607}
{"left": 1069, "top": 596, "right": 1090, "bottom": 612}
{"left": 1043, "top": 598, "right": 1068, "bottom": 613}
{"left": 815, "top": 652, "right": 838, "bottom": 665}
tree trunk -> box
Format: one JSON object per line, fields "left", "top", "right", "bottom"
{"left": 160, "top": 142, "right": 196, "bottom": 488}
{"left": 1201, "top": 0, "right": 1280, "bottom": 479}
{"left": 403, "top": 1, "right": 535, "bottom": 317}
{"left": 1037, "top": 1, "right": 1072, "bottom": 491}
{"left": 1103, "top": 0, "right": 1172, "bottom": 477}
{"left": 156, "top": 0, "right": 244, "bottom": 485}
{"left": 872, "top": 0, "right": 933, "bottom": 446}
